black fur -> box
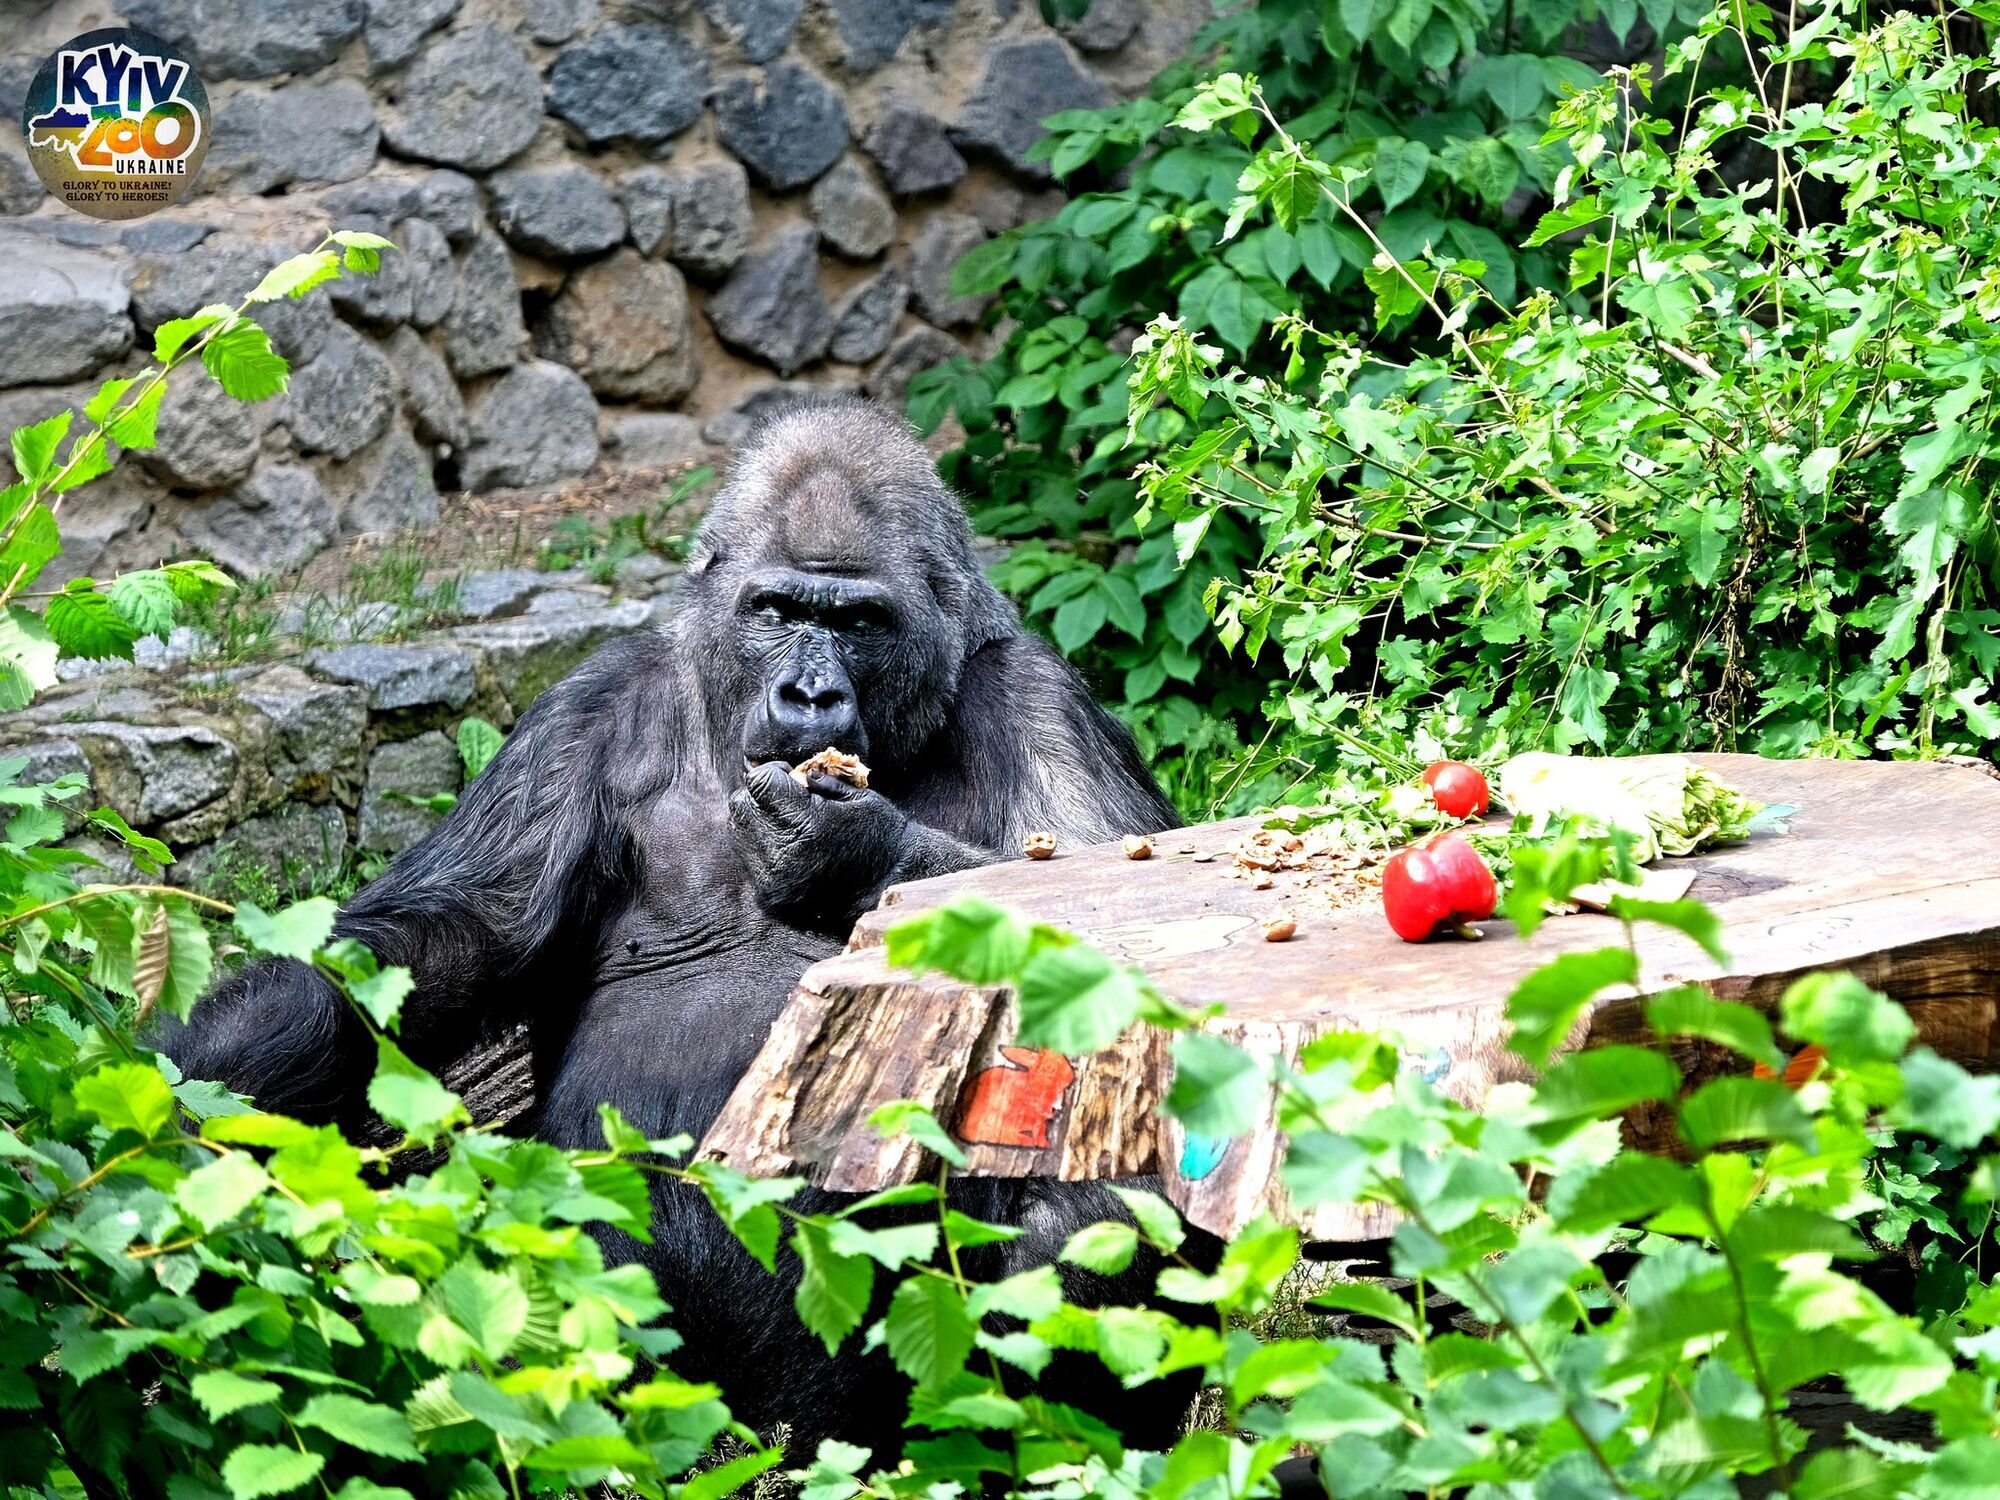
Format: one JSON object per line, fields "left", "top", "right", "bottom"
{"left": 159, "top": 400, "right": 1190, "bottom": 1457}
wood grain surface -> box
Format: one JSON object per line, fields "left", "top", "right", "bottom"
{"left": 699, "top": 755, "right": 2000, "bottom": 1240}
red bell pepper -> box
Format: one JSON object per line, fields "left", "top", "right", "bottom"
{"left": 1422, "top": 760, "right": 1491, "bottom": 819}
{"left": 1381, "top": 831, "right": 1498, "bottom": 942}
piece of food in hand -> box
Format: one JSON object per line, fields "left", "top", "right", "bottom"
{"left": 1381, "top": 832, "right": 1498, "bottom": 942}
{"left": 1122, "top": 834, "right": 1155, "bottom": 860}
{"left": 1261, "top": 915, "right": 1297, "bottom": 942}
{"left": 1023, "top": 831, "right": 1057, "bottom": 860}
{"left": 790, "top": 747, "right": 870, "bottom": 789}
{"left": 1497, "top": 753, "right": 1761, "bottom": 862}
{"left": 1422, "top": 760, "right": 1490, "bottom": 819}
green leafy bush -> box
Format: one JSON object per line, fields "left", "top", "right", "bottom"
{"left": 1125, "top": 0, "right": 2000, "bottom": 782}
{"left": 909, "top": 0, "right": 1658, "bottom": 804}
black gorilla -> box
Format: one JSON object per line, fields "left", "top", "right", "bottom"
{"left": 161, "top": 400, "right": 1188, "bottom": 1455}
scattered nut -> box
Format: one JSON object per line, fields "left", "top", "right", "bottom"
{"left": 1191, "top": 851, "right": 1216, "bottom": 864}
{"left": 1252, "top": 874, "right": 1274, "bottom": 890}
{"left": 1261, "top": 916, "right": 1298, "bottom": 942}
{"left": 1177, "top": 842, "right": 1197, "bottom": 854}
{"left": 791, "top": 747, "right": 870, "bottom": 789}
{"left": 1023, "top": 831, "right": 1057, "bottom": 860}
{"left": 1122, "top": 834, "right": 1155, "bottom": 860}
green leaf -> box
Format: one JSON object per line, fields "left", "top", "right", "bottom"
{"left": 436, "top": 1262, "right": 530, "bottom": 1362}
{"left": 46, "top": 586, "right": 139, "bottom": 662}
{"left": 1164, "top": 1032, "right": 1263, "bottom": 1139}
{"left": 1645, "top": 986, "right": 1784, "bottom": 1072}
{"left": 367, "top": 1038, "right": 466, "bottom": 1139}
{"left": 1369, "top": 137, "right": 1432, "bottom": 213}
{"left": 1107, "top": 1184, "right": 1185, "bottom": 1254}
{"left": 0, "top": 502, "right": 62, "bottom": 590}
{"left": 1778, "top": 972, "right": 1915, "bottom": 1067}
{"left": 154, "top": 311, "right": 227, "bottom": 363}
{"left": 189, "top": 1370, "right": 282, "bottom": 1420}
{"left": 1545, "top": 1153, "right": 1694, "bottom": 1231}
{"left": 1530, "top": 1046, "right": 1681, "bottom": 1130}
{"left": 236, "top": 898, "right": 337, "bottom": 961}
{"left": 175, "top": 1152, "right": 271, "bottom": 1231}
{"left": 1016, "top": 944, "right": 1145, "bottom": 1053}
{"left": 0, "top": 605, "right": 58, "bottom": 709}
{"left": 793, "top": 1220, "right": 874, "bottom": 1356}
{"left": 1607, "top": 898, "right": 1728, "bottom": 964}
{"left": 1506, "top": 947, "right": 1639, "bottom": 1068}
{"left": 247, "top": 251, "right": 343, "bottom": 304}
{"left": 868, "top": 1099, "right": 970, "bottom": 1167}
{"left": 1060, "top": 1220, "right": 1138, "bottom": 1274}
{"left": 1447, "top": 135, "right": 1520, "bottom": 206}
{"left": 457, "top": 716, "right": 504, "bottom": 778}
{"left": 221, "top": 1444, "right": 325, "bottom": 1500}
{"left": 884, "top": 1275, "right": 977, "bottom": 1390}
{"left": 75, "top": 1060, "right": 176, "bottom": 1137}
{"left": 1678, "top": 1076, "right": 1816, "bottom": 1150}
{"left": 1306, "top": 1281, "right": 1419, "bottom": 1335}
{"left": 1891, "top": 1050, "right": 2000, "bottom": 1149}
{"left": 10, "top": 411, "right": 72, "bottom": 484}
{"left": 201, "top": 320, "right": 291, "bottom": 402}
{"left": 294, "top": 1394, "right": 419, "bottom": 1461}
{"left": 107, "top": 571, "right": 181, "bottom": 641}
{"left": 678, "top": 1446, "right": 787, "bottom": 1500}
{"left": 105, "top": 381, "right": 165, "bottom": 451}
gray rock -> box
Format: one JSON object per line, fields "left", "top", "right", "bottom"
{"left": 613, "top": 552, "right": 679, "bottom": 590}
{"left": 451, "top": 598, "right": 650, "bottom": 710}
{"left": 138, "top": 365, "right": 265, "bottom": 490}
{"left": 828, "top": 0, "right": 955, "bottom": 70}
{"left": 607, "top": 411, "right": 709, "bottom": 472}
{"left": 706, "top": 223, "right": 833, "bottom": 376}
{"left": 120, "top": 219, "right": 215, "bottom": 254}
{"left": 0, "top": 234, "right": 132, "bottom": 388}
{"left": 179, "top": 804, "right": 350, "bottom": 898}
{"left": 861, "top": 107, "right": 967, "bottom": 195}
{"left": 1059, "top": 0, "right": 1141, "bottom": 51}
{"left": 548, "top": 25, "right": 707, "bottom": 146}
{"left": 700, "top": 378, "right": 856, "bottom": 447}
{"left": 522, "top": 0, "right": 600, "bottom": 43}
{"left": 617, "top": 166, "right": 675, "bottom": 257}
{"left": 808, "top": 157, "right": 895, "bottom": 259}
{"left": 383, "top": 25, "right": 542, "bottom": 171}
{"left": 307, "top": 642, "right": 478, "bottom": 710}
{"left": 328, "top": 214, "right": 456, "bottom": 329}
{"left": 287, "top": 325, "right": 395, "bottom": 460}
{"left": 359, "top": 731, "right": 461, "bottom": 853}
{"left": 535, "top": 249, "right": 698, "bottom": 404}
{"left": 953, "top": 37, "right": 1111, "bottom": 179}
{"left": 448, "top": 568, "right": 544, "bottom": 619}
{"left": 38, "top": 468, "right": 166, "bottom": 589}
{"left": 364, "top": 0, "right": 459, "bottom": 69}
{"left": 661, "top": 161, "right": 752, "bottom": 279}
{"left": 131, "top": 233, "right": 331, "bottom": 364}
{"left": 489, "top": 165, "right": 626, "bottom": 261}
{"left": 416, "top": 170, "right": 483, "bottom": 246}
{"left": 525, "top": 587, "right": 610, "bottom": 614}
{"left": 865, "top": 324, "right": 962, "bottom": 405}
{"left": 64, "top": 723, "right": 237, "bottom": 825}
{"left": 714, "top": 63, "right": 849, "bottom": 191}
{"left": 0, "top": 140, "right": 44, "bottom": 216}
{"left": 829, "top": 264, "right": 908, "bottom": 364}
{"left": 208, "top": 79, "right": 378, "bottom": 194}
{"left": 442, "top": 231, "right": 526, "bottom": 378}
{"left": 387, "top": 326, "right": 468, "bottom": 448}
{"left": 330, "top": 423, "right": 440, "bottom": 535}
{"left": 699, "top": 0, "right": 802, "bottom": 60}
{"left": 0, "top": 57, "right": 33, "bottom": 128}
{"left": 906, "top": 212, "right": 992, "bottom": 327}
{"left": 239, "top": 665, "right": 368, "bottom": 783}
{"left": 318, "top": 179, "right": 420, "bottom": 219}
{"left": 122, "top": 0, "right": 365, "bottom": 80}
{"left": 180, "top": 465, "right": 338, "bottom": 578}
{"left": 461, "top": 361, "right": 601, "bottom": 491}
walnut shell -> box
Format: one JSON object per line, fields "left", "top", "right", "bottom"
{"left": 1122, "top": 834, "right": 1154, "bottom": 860}
{"left": 1023, "top": 831, "right": 1057, "bottom": 860}
{"left": 1261, "top": 916, "right": 1298, "bottom": 942}
{"left": 790, "top": 747, "right": 870, "bottom": 789}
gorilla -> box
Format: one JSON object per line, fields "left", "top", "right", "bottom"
{"left": 161, "top": 400, "right": 1190, "bottom": 1457}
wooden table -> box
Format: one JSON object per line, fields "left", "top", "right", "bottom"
{"left": 699, "top": 756, "right": 2000, "bottom": 1241}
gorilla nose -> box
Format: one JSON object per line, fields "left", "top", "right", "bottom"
{"left": 768, "top": 674, "right": 859, "bottom": 752}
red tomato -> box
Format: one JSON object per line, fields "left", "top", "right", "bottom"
{"left": 1422, "top": 760, "right": 1491, "bottom": 819}
{"left": 1381, "top": 831, "right": 1498, "bottom": 942}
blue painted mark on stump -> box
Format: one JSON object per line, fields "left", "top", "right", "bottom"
{"left": 1180, "top": 1132, "right": 1228, "bottom": 1180}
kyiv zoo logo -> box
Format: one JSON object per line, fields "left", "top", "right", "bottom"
{"left": 22, "top": 27, "right": 209, "bottom": 220}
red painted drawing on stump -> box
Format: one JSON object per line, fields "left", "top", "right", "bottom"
{"left": 954, "top": 1047, "right": 1077, "bottom": 1149}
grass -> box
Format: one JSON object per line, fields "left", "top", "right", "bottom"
{"left": 536, "top": 466, "right": 710, "bottom": 582}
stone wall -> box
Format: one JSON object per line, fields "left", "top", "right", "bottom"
{"left": 0, "top": 0, "right": 1202, "bottom": 583}
{"left": 0, "top": 556, "right": 682, "bottom": 892}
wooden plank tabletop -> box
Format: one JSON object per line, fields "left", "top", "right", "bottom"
{"left": 699, "top": 755, "right": 2000, "bottom": 1241}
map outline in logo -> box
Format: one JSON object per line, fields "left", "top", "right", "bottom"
{"left": 21, "top": 26, "right": 209, "bottom": 221}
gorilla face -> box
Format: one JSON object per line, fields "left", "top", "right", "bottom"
{"left": 682, "top": 404, "right": 995, "bottom": 780}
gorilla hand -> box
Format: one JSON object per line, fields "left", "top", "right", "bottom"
{"left": 730, "top": 760, "right": 912, "bottom": 931}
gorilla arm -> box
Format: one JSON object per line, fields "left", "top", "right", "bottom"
{"left": 155, "top": 635, "right": 658, "bottom": 1121}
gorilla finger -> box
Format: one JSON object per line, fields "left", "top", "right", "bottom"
{"left": 804, "top": 772, "right": 863, "bottom": 801}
